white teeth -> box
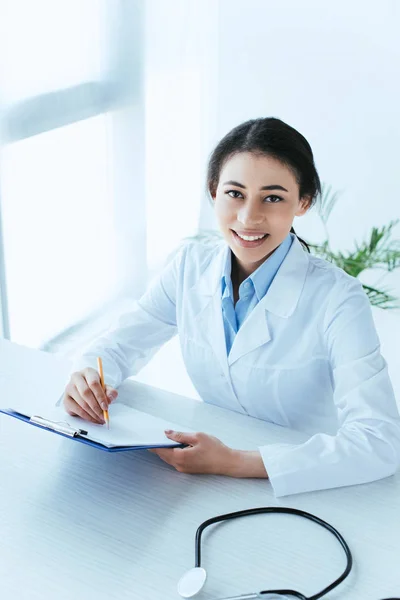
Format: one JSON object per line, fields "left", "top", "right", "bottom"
{"left": 236, "top": 232, "right": 266, "bottom": 241}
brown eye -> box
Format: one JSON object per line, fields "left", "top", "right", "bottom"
{"left": 226, "top": 190, "right": 243, "bottom": 199}
{"left": 264, "top": 195, "right": 283, "bottom": 203}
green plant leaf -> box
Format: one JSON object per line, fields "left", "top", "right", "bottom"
{"left": 311, "top": 193, "right": 400, "bottom": 309}
{"left": 362, "top": 284, "right": 399, "bottom": 309}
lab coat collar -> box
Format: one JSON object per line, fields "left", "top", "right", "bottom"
{"left": 197, "top": 234, "right": 310, "bottom": 319}
{"left": 261, "top": 233, "right": 310, "bottom": 318}
{"left": 194, "top": 235, "right": 310, "bottom": 370}
{"left": 221, "top": 233, "right": 293, "bottom": 303}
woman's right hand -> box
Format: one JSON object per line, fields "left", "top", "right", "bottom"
{"left": 63, "top": 367, "right": 118, "bottom": 424}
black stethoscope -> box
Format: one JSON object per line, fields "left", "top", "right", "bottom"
{"left": 177, "top": 506, "right": 400, "bottom": 600}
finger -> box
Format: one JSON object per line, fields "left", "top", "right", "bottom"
{"left": 67, "top": 387, "right": 103, "bottom": 423}
{"left": 67, "top": 381, "right": 104, "bottom": 423}
{"left": 64, "top": 382, "right": 101, "bottom": 423}
{"left": 84, "top": 369, "right": 109, "bottom": 411}
{"left": 105, "top": 385, "right": 118, "bottom": 404}
{"left": 73, "top": 376, "right": 105, "bottom": 421}
{"left": 64, "top": 395, "right": 100, "bottom": 424}
{"left": 164, "top": 430, "right": 199, "bottom": 446}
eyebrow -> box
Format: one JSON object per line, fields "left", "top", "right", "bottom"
{"left": 223, "top": 180, "right": 289, "bottom": 192}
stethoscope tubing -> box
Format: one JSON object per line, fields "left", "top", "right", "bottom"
{"left": 194, "top": 506, "right": 352, "bottom": 600}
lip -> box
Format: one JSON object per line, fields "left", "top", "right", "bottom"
{"left": 233, "top": 229, "right": 268, "bottom": 236}
{"left": 231, "top": 229, "right": 269, "bottom": 249}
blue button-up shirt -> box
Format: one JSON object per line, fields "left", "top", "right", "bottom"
{"left": 221, "top": 233, "right": 294, "bottom": 354}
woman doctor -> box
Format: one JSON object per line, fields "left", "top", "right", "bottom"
{"left": 63, "top": 117, "right": 400, "bottom": 497}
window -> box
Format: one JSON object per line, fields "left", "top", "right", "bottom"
{"left": 0, "top": 0, "right": 107, "bottom": 105}
{"left": 1, "top": 115, "right": 117, "bottom": 347}
{"left": 0, "top": 0, "right": 146, "bottom": 347}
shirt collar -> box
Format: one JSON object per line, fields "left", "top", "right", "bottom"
{"left": 221, "top": 233, "right": 294, "bottom": 301}
{"left": 250, "top": 233, "right": 293, "bottom": 300}
{"left": 221, "top": 248, "right": 233, "bottom": 298}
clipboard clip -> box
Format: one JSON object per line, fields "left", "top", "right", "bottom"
{"left": 30, "top": 415, "right": 88, "bottom": 438}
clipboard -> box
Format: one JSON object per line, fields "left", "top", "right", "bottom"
{"left": 0, "top": 408, "right": 186, "bottom": 452}
{"left": 0, "top": 337, "right": 189, "bottom": 452}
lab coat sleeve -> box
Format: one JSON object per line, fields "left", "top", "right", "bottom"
{"left": 259, "top": 276, "right": 400, "bottom": 497}
{"left": 69, "top": 246, "right": 186, "bottom": 389}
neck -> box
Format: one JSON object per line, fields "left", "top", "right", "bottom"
{"left": 231, "top": 254, "right": 258, "bottom": 288}
{"left": 231, "top": 248, "right": 276, "bottom": 287}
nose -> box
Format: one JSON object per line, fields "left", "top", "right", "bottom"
{"left": 237, "top": 203, "right": 264, "bottom": 226}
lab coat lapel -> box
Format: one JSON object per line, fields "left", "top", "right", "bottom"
{"left": 228, "top": 236, "right": 310, "bottom": 366}
{"left": 208, "top": 288, "right": 232, "bottom": 382}
{"left": 190, "top": 243, "right": 232, "bottom": 384}
{"left": 228, "top": 303, "right": 271, "bottom": 365}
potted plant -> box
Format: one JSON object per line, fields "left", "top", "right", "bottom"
{"left": 309, "top": 184, "right": 400, "bottom": 309}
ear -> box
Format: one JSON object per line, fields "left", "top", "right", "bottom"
{"left": 208, "top": 184, "right": 217, "bottom": 203}
{"left": 295, "top": 195, "right": 312, "bottom": 217}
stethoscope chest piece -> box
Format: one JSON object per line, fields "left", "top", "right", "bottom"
{"left": 177, "top": 567, "right": 207, "bottom": 598}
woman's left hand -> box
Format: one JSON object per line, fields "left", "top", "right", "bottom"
{"left": 148, "top": 430, "right": 236, "bottom": 476}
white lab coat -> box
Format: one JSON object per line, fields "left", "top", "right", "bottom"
{"left": 72, "top": 235, "right": 400, "bottom": 497}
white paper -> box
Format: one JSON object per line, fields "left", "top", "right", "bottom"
{"left": 53, "top": 403, "right": 193, "bottom": 447}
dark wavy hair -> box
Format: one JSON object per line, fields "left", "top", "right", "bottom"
{"left": 206, "top": 117, "right": 321, "bottom": 252}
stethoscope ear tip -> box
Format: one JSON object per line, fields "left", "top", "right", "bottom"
{"left": 177, "top": 567, "right": 207, "bottom": 598}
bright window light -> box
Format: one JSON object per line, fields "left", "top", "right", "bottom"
{"left": 0, "top": 0, "right": 107, "bottom": 105}
{"left": 1, "top": 114, "right": 118, "bottom": 347}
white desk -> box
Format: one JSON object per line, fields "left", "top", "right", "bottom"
{"left": 1, "top": 380, "right": 399, "bottom": 600}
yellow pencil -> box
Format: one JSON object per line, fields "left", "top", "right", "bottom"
{"left": 97, "top": 356, "right": 109, "bottom": 429}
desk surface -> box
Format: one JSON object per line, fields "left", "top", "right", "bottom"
{"left": 1, "top": 380, "right": 399, "bottom": 600}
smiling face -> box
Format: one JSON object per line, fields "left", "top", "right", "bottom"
{"left": 211, "top": 152, "right": 311, "bottom": 279}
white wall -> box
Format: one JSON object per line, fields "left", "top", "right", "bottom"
{"left": 145, "top": 0, "right": 219, "bottom": 272}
